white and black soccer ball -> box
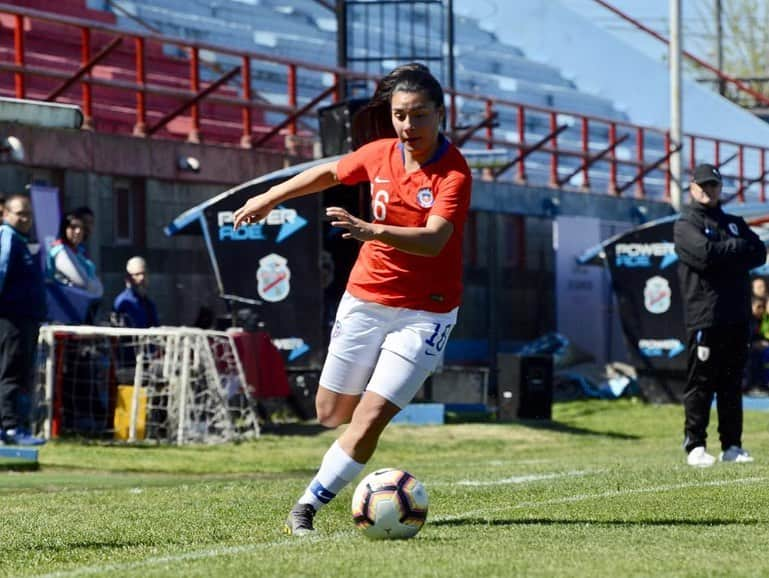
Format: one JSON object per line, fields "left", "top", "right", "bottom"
{"left": 351, "top": 468, "right": 428, "bottom": 539}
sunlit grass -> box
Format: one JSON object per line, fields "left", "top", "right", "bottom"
{"left": 2, "top": 399, "right": 768, "bottom": 577}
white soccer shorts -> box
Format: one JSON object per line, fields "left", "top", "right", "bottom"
{"left": 319, "top": 291, "right": 458, "bottom": 408}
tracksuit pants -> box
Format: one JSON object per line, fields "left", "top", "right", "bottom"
{"left": 683, "top": 324, "right": 748, "bottom": 454}
{"left": 0, "top": 317, "right": 40, "bottom": 431}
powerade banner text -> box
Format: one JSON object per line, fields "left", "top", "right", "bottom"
{"left": 605, "top": 218, "right": 687, "bottom": 373}
{"left": 204, "top": 180, "right": 323, "bottom": 368}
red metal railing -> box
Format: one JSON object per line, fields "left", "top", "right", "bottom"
{"left": 1, "top": 2, "right": 769, "bottom": 201}
{"left": 0, "top": 2, "right": 373, "bottom": 151}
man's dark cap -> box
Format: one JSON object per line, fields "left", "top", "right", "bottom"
{"left": 692, "top": 163, "right": 722, "bottom": 185}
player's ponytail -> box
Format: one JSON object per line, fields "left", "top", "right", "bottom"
{"left": 352, "top": 62, "right": 445, "bottom": 148}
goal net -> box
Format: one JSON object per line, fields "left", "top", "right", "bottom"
{"left": 34, "top": 325, "right": 260, "bottom": 444}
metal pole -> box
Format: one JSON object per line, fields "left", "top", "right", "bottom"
{"left": 336, "top": 0, "right": 347, "bottom": 100}
{"left": 128, "top": 346, "right": 144, "bottom": 443}
{"left": 14, "top": 14, "right": 25, "bottom": 99}
{"left": 43, "top": 329, "right": 55, "bottom": 440}
{"left": 134, "top": 37, "right": 146, "bottom": 136}
{"left": 487, "top": 213, "right": 499, "bottom": 401}
{"left": 715, "top": 0, "right": 725, "bottom": 96}
{"left": 177, "top": 335, "right": 191, "bottom": 445}
{"left": 669, "top": 0, "right": 683, "bottom": 211}
{"left": 446, "top": 0, "right": 455, "bottom": 99}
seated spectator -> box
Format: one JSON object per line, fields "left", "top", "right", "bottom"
{"left": 746, "top": 295, "right": 769, "bottom": 394}
{"left": 753, "top": 277, "right": 769, "bottom": 338}
{"left": 46, "top": 212, "right": 103, "bottom": 297}
{"left": 112, "top": 256, "right": 159, "bottom": 328}
{"left": 752, "top": 276, "right": 768, "bottom": 299}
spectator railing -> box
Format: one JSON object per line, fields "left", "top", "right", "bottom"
{"left": 1, "top": 2, "right": 769, "bottom": 201}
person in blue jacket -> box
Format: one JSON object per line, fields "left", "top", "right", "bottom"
{"left": 0, "top": 195, "right": 46, "bottom": 445}
{"left": 112, "top": 256, "right": 159, "bottom": 328}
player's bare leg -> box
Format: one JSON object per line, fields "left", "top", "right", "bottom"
{"left": 315, "top": 387, "right": 360, "bottom": 428}
{"left": 285, "top": 391, "right": 400, "bottom": 536}
{"left": 337, "top": 391, "right": 401, "bottom": 463}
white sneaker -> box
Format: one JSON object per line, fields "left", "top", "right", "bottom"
{"left": 719, "top": 446, "right": 754, "bottom": 463}
{"left": 687, "top": 446, "right": 716, "bottom": 467}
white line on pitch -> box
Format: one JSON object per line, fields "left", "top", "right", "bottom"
{"left": 447, "top": 469, "right": 600, "bottom": 487}
{"left": 436, "top": 476, "right": 769, "bottom": 522}
{"left": 31, "top": 476, "right": 769, "bottom": 578}
{"left": 31, "top": 532, "right": 358, "bottom": 578}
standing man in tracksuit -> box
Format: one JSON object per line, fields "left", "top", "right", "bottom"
{"left": 0, "top": 194, "right": 46, "bottom": 445}
{"left": 674, "top": 163, "right": 766, "bottom": 467}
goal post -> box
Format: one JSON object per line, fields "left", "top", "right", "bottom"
{"left": 35, "top": 325, "right": 260, "bottom": 444}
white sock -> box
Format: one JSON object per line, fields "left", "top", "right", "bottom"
{"left": 298, "top": 441, "right": 365, "bottom": 511}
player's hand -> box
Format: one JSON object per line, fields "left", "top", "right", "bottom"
{"left": 326, "top": 206, "right": 376, "bottom": 241}
{"left": 233, "top": 195, "right": 275, "bottom": 229}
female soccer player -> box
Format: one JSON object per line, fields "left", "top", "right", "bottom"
{"left": 233, "top": 63, "right": 472, "bottom": 535}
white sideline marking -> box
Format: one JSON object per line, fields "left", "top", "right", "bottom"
{"left": 437, "top": 476, "right": 769, "bottom": 522}
{"left": 32, "top": 535, "right": 357, "bottom": 578}
{"left": 33, "top": 476, "right": 769, "bottom": 578}
{"left": 451, "top": 469, "right": 597, "bottom": 487}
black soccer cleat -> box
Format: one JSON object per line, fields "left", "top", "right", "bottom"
{"left": 283, "top": 503, "right": 316, "bottom": 536}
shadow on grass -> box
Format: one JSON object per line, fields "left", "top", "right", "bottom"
{"left": 259, "top": 423, "right": 328, "bottom": 436}
{"left": 492, "top": 419, "right": 640, "bottom": 440}
{"left": 432, "top": 517, "right": 765, "bottom": 527}
{"left": 260, "top": 418, "right": 640, "bottom": 440}
{"left": 0, "top": 461, "right": 38, "bottom": 472}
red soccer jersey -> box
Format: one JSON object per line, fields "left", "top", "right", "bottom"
{"left": 336, "top": 138, "right": 472, "bottom": 313}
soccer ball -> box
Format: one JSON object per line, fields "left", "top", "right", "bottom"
{"left": 351, "top": 468, "right": 428, "bottom": 539}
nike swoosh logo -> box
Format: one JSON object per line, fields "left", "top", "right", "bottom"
{"left": 425, "top": 350, "right": 437, "bottom": 356}
{"left": 374, "top": 176, "right": 390, "bottom": 183}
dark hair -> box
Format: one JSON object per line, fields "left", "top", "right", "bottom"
{"left": 57, "top": 212, "right": 84, "bottom": 246}
{"left": 352, "top": 62, "right": 445, "bottom": 147}
{"left": 73, "top": 206, "right": 94, "bottom": 219}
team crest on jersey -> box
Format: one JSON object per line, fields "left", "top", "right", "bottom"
{"left": 256, "top": 253, "right": 291, "bottom": 303}
{"left": 728, "top": 222, "right": 739, "bottom": 236}
{"left": 643, "top": 275, "right": 671, "bottom": 314}
{"left": 416, "top": 188, "right": 434, "bottom": 208}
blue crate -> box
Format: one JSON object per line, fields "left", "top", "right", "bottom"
{"left": 390, "top": 403, "right": 445, "bottom": 426}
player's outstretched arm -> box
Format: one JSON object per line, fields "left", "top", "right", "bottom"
{"left": 233, "top": 160, "right": 339, "bottom": 228}
{"left": 327, "top": 207, "right": 453, "bottom": 257}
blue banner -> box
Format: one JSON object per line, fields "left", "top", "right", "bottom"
{"left": 29, "top": 184, "right": 60, "bottom": 263}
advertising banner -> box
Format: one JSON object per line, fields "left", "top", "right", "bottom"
{"left": 603, "top": 218, "right": 687, "bottom": 374}
{"left": 202, "top": 182, "right": 323, "bottom": 368}
{"left": 165, "top": 160, "right": 341, "bottom": 369}
{"left": 29, "top": 184, "right": 60, "bottom": 262}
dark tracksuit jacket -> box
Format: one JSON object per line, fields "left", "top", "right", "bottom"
{"left": 0, "top": 223, "right": 46, "bottom": 430}
{"left": 673, "top": 202, "right": 766, "bottom": 452}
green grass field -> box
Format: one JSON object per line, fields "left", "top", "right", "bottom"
{"left": 2, "top": 399, "right": 769, "bottom": 578}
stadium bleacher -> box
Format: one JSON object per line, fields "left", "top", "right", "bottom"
{"left": 79, "top": 0, "right": 645, "bottom": 189}
{"left": 0, "top": 0, "right": 759, "bottom": 200}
